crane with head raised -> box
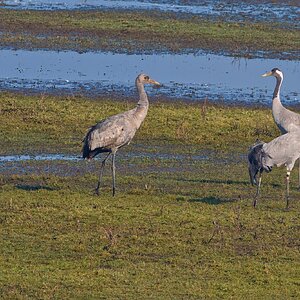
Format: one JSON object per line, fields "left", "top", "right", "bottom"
{"left": 262, "top": 68, "right": 300, "bottom": 186}
{"left": 262, "top": 68, "right": 300, "bottom": 132}
{"left": 82, "top": 73, "right": 160, "bottom": 196}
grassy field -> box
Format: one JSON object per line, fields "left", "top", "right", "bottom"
{"left": 0, "top": 92, "right": 280, "bottom": 154}
{"left": 1, "top": 93, "right": 300, "bottom": 298}
{"left": 0, "top": 9, "right": 299, "bottom": 58}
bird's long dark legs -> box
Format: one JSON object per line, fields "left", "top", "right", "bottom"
{"left": 253, "top": 172, "right": 262, "bottom": 208}
{"left": 298, "top": 160, "right": 300, "bottom": 189}
{"left": 286, "top": 170, "right": 291, "bottom": 209}
{"left": 111, "top": 152, "right": 116, "bottom": 196}
{"left": 95, "top": 153, "right": 111, "bottom": 195}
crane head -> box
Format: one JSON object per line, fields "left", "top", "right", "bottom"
{"left": 137, "top": 73, "right": 160, "bottom": 86}
{"left": 261, "top": 68, "right": 283, "bottom": 78}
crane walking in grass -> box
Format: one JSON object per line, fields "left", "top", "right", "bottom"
{"left": 262, "top": 68, "right": 300, "bottom": 187}
{"left": 248, "top": 130, "right": 300, "bottom": 209}
{"left": 82, "top": 74, "right": 160, "bottom": 196}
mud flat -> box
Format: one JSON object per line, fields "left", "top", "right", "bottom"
{"left": 2, "top": 0, "right": 299, "bottom": 28}
{"left": 0, "top": 9, "right": 299, "bottom": 59}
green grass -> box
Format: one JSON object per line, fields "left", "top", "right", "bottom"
{"left": 0, "top": 9, "right": 299, "bottom": 58}
{"left": 1, "top": 157, "right": 300, "bottom": 299}
{"left": 1, "top": 93, "right": 300, "bottom": 298}
{"left": 0, "top": 92, "right": 281, "bottom": 154}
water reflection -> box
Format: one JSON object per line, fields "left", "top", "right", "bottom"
{"left": 0, "top": 49, "right": 299, "bottom": 104}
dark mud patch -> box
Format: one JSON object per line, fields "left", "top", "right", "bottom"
{"left": 178, "top": 178, "right": 249, "bottom": 186}
{"left": 188, "top": 197, "right": 232, "bottom": 205}
{"left": 16, "top": 184, "right": 57, "bottom": 191}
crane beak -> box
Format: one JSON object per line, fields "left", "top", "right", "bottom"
{"left": 149, "top": 79, "right": 161, "bottom": 86}
{"left": 261, "top": 71, "right": 272, "bottom": 77}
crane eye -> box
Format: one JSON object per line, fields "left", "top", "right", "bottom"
{"left": 144, "top": 76, "right": 149, "bottom": 80}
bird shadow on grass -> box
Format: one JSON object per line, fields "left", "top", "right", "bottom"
{"left": 16, "top": 184, "right": 57, "bottom": 191}
{"left": 177, "top": 178, "right": 249, "bottom": 186}
{"left": 189, "top": 196, "right": 235, "bottom": 205}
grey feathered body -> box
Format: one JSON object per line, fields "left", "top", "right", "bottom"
{"left": 273, "top": 98, "right": 300, "bottom": 133}
{"left": 82, "top": 106, "right": 147, "bottom": 159}
{"left": 263, "top": 131, "right": 300, "bottom": 169}
{"left": 248, "top": 131, "right": 300, "bottom": 185}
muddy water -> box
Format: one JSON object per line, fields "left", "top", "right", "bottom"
{"left": 2, "top": 0, "right": 299, "bottom": 26}
{"left": 0, "top": 151, "right": 210, "bottom": 163}
{"left": 0, "top": 154, "right": 81, "bottom": 162}
{"left": 0, "top": 49, "right": 299, "bottom": 104}
{"left": 0, "top": 149, "right": 246, "bottom": 177}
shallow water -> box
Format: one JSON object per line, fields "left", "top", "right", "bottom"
{"left": 2, "top": 0, "right": 299, "bottom": 26}
{"left": 0, "top": 151, "right": 206, "bottom": 176}
{"left": 0, "top": 149, "right": 246, "bottom": 177}
{"left": 0, "top": 49, "right": 299, "bottom": 104}
{"left": 0, "top": 153, "right": 203, "bottom": 162}
{"left": 0, "top": 153, "right": 81, "bottom": 162}
{"left": 0, "top": 148, "right": 211, "bottom": 163}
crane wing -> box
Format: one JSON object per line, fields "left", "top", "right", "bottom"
{"left": 274, "top": 106, "right": 300, "bottom": 133}
{"left": 263, "top": 131, "right": 300, "bottom": 169}
{"left": 87, "top": 113, "right": 137, "bottom": 152}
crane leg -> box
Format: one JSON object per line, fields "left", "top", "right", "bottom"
{"left": 111, "top": 152, "right": 116, "bottom": 196}
{"left": 95, "top": 153, "right": 111, "bottom": 195}
{"left": 298, "top": 160, "right": 300, "bottom": 189}
{"left": 253, "top": 172, "right": 262, "bottom": 208}
{"left": 286, "top": 171, "right": 290, "bottom": 209}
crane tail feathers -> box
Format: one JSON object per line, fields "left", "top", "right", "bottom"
{"left": 248, "top": 141, "right": 271, "bottom": 186}
{"left": 82, "top": 139, "right": 91, "bottom": 159}
{"left": 82, "top": 126, "right": 94, "bottom": 159}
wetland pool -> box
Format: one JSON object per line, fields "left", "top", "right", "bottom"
{"left": 0, "top": 49, "right": 299, "bottom": 105}
{"left": 2, "top": 0, "right": 299, "bottom": 26}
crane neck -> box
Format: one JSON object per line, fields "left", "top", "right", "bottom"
{"left": 136, "top": 80, "right": 149, "bottom": 110}
{"left": 131, "top": 79, "right": 149, "bottom": 129}
{"left": 273, "top": 74, "right": 283, "bottom": 100}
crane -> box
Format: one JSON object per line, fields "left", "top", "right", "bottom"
{"left": 262, "top": 68, "right": 300, "bottom": 186}
{"left": 82, "top": 74, "right": 160, "bottom": 196}
{"left": 248, "top": 130, "right": 300, "bottom": 209}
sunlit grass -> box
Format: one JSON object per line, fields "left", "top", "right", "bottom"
{"left": 1, "top": 92, "right": 300, "bottom": 298}
{"left": 1, "top": 158, "right": 300, "bottom": 298}
{"left": 0, "top": 92, "right": 281, "bottom": 154}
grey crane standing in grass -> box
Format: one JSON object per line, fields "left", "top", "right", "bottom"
{"left": 262, "top": 68, "right": 300, "bottom": 186}
{"left": 82, "top": 74, "right": 160, "bottom": 196}
{"left": 248, "top": 130, "right": 300, "bottom": 209}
